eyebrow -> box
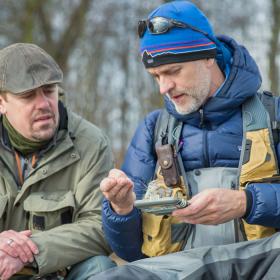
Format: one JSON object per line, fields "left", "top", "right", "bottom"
{"left": 150, "top": 66, "right": 181, "bottom": 76}
{"left": 43, "top": 84, "right": 57, "bottom": 88}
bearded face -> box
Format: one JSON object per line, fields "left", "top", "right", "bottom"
{"left": 148, "top": 60, "right": 213, "bottom": 115}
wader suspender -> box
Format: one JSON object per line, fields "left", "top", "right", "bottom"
{"left": 259, "top": 91, "right": 280, "bottom": 144}
{"left": 154, "top": 109, "right": 191, "bottom": 198}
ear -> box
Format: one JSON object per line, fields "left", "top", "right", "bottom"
{"left": 206, "top": 58, "right": 215, "bottom": 67}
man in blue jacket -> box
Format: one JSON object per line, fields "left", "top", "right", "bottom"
{"left": 101, "top": 0, "right": 280, "bottom": 263}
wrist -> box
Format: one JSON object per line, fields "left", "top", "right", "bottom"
{"left": 242, "top": 189, "right": 253, "bottom": 219}
{"left": 110, "top": 203, "right": 133, "bottom": 215}
{"left": 237, "top": 189, "right": 247, "bottom": 218}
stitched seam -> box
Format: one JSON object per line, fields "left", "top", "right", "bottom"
{"left": 0, "top": 57, "right": 7, "bottom": 90}
{"left": 21, "top": 45, "right": 41, "bottom": 86}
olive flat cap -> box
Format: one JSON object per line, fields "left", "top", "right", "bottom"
{"left": 0, "top": 43, "right": 63, "bottom": 94}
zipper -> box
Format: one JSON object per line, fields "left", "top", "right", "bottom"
{"left": 199, "top": 108, "right": 210, "bottom": 167}
{"left": 203, "top": 130, "right": 210, "bottom": 167}
{"left": 199, "top": 108, "right": 204, "bottom": 128}
{"left": 22, "top": 158, "right": 29, "bottom": 182}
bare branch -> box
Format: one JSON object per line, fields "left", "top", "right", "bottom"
{"left": 55, "top": 0, "right": 92, "bottom": 72}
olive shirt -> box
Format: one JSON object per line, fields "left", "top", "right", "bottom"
{"left": 0, "top": 108, "right": 113, "bottom": 276}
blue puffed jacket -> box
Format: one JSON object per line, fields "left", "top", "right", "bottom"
{"left": 102, "top": 35, "right": 280, "bottom": 262}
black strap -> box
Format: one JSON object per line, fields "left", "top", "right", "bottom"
{"left": 154, "top": 109, "right": 182, "bottom": 147}
{"left": 258, "top": 91, "right": 280, "bottom": 144}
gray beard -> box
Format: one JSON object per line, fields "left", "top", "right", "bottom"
{"left": 172, "top": 70, "right": 211, "bottom": 115}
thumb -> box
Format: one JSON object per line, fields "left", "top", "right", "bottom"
{"left": 20, "top": 230, "right": 32, "bottom": 236}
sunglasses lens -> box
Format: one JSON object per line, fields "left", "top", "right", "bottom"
{"left": 149, "top": 17, "right": 170, "bottom": 34}
{"left": 138, "top": 20, "right": 147, "bottom": 38}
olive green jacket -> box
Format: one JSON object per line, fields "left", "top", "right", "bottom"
{"left": 0, "top": 110, "right": 113, "bottom": 275}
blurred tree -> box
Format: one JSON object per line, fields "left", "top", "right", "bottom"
{"left": 0, "top": 0, "right": 277, "bottom": 165}
{"left": 268, "top": 0, "right": 280, "bottom": 94}
{"left": 0, "top": 0, "right": 91, "bottom": 73}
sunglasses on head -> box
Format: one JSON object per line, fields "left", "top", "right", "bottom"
{"left": 138, "top": 16, "right": 209, "bottom": 38}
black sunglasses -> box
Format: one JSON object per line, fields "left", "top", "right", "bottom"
{"left": 138, "top": 16, "right": 209, "bottom": 38}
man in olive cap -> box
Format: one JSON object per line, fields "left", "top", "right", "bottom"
{"left": 0, "top": 43, "right": 115, "bottom": 279}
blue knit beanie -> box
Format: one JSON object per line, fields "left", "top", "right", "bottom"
{"left": 140, "top": 1, "right": 218, "bottom": 68}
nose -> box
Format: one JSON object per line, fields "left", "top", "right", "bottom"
{"left": 34, "top": 88, "right": 50, "bottom": 108}
{"left": 158, "top": 77, "right": 175, "bottom": 95}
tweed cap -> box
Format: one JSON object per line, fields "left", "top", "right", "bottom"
{"left": 0, "top": 43, "right": 63, "bottom": 94}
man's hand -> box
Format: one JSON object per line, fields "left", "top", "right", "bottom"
{"left": 100, "top": 169, "right": 136, "bottom": 215}
{"left": 172, "top": 189, "right": 247, "bottom": 225}
{"left": 0, "top": 230, "right": 39, "bottom": 264}
{"left": 0, "top": 250, "right": 24, "bottom": 280}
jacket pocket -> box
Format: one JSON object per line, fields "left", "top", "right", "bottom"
{"left": 23, "top": 191, "right": 75, "bottom": 232}
{"left": 240, "top": 129, "right": 277, "bottom": 185}
{"left": 142, "top": 212, "right": 189, "bottom": 257}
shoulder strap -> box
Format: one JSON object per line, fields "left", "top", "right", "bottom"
{"left": 154, "top": 109, "right": 170, "bottom": 146}
{"left": 258, "top": 91, "right": 280, "bottom": 144}
{"left": 153, "top": 109, "right": 191, "bottom": 197}
{"left": 243, "top": 94, "right": 270, "bottom": 131}
{"left": 154, "top": 109, "right": 182, "bottom": 147}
